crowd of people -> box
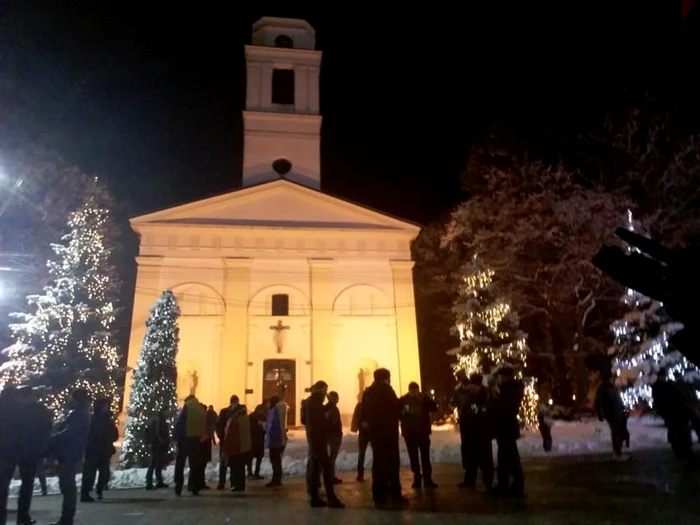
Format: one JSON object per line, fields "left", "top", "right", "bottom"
{"left": 3, "top": 363, "right": 699, "bottom": 521}
{"left": 0, "top": 387, "right": 118, "bottom": 525}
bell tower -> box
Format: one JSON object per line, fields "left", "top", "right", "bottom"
{"left": 242, "top": 17, "right": 322, "bottom": 189}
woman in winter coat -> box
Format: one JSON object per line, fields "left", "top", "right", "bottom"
{"left": 265, "top": 396, "right": 286, "bottom": 487}
{"left": 222, "top": 396, "right": 251, "bottom": 492}
{"left": 80, "top": 398, "right": 119, "bottom": 502}
{"left": 247, "top": 404, "right": 266, "bottom": 479}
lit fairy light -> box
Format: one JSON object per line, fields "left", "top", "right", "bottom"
{"left": 119, "top": 290, "right": 180, "bottom": 468}
{"left": 0, "top": 185, "right": 121, "bottom": 417}
{"left": 609, "top": 210, "right": 700, "bottom": 409}
{"left": 450, "top": 255, "right": 537, "bottom": 429}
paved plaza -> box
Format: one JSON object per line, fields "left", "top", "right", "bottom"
{"left": 9, "top": 449, "right": 700, "bottom": 524}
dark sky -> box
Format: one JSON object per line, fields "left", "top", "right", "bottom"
{"left": 0, "top": 2, "right": 691, "bottom": 226}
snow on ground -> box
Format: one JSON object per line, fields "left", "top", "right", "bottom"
{"left": 10, "top": 416, "right": 673, "bottom": 496}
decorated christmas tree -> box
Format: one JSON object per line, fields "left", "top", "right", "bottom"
{"left": 0, "top": 178, "right": 121, "bottom": 415}
{"left": 610, "top": 211, "right": 700, "bottom": 408}
{"left": 119, "top": 290, "right": 180, "bottom": 468}
{"left": 450, "top": 254, "right": 538, "bottom": 427}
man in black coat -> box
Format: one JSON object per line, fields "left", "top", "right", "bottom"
{"left": 360, "top": 368, "right": 405, "bottom": 506}
{"left": 399, "top": 382, "right": 437, "bottom": 489}
{"left": 81, "top": 398, "right": 119, "bottom": 502}
{"left": 0, "top": 386, "right": 53, "bottom": 525}
{"left": 452, "top": 373, "right": 493, "bottom": 490}
{"left": 304, "top": 381, "right": 344, "bottom": 508}
{"left": 493, "top": 367, "right": 524, "bottom": 497}
{"left": 146, "top": 409, "right": 170, "bottom": 490}
{"left": 215, "top": 396, "right": 238, "bottom": 490}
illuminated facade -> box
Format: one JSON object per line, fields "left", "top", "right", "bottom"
{"left": 123, "top": 17, "right": 421, "bottom": 424}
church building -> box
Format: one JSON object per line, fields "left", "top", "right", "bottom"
{"left": 123, "top": 17, "right": 422, "bottom": 425}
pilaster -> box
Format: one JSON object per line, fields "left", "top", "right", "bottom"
{"left": 220, "top": 258, "right": 252, "bottom": 408}
{"left": 390, "top": 260, "right": 421, "bottom": 394}
{"left": 308, "top": 258, "right": 334, "bottom": 385}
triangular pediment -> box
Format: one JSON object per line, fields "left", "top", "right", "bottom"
{"left": 131, "top": 180, "right": 420, "bottom": 234}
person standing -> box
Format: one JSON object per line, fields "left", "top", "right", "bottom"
{"left": 173, "top": 395, "right": 208, "bottom": 496}
{"left": 399, "top": 382, "right": 438, "bottom": 489}
{"left": 351, "top": 396, "right": 369, "bottom": 482}
{"left": 216, "top": 396, "right": 238, "bottom": 490}
{"left": 453, "top": 374, "right": 493, "bottom": 490}
{"left": 595, "top": 370, "right": 629, "bottom": 461}
{"left": 48, "top": 388, "right": 91, "bottom": 525}
{"left": 0, "top": 386, "right": 52, "bottom": 525}
{"left": 146, "top": 409, "right": 170, "bottom": 490}
{"left": 265, "top": 395, "right": 286, "bottom": 487}
{"left": 305, "top": 382, "right": 344, "bottom": 508}
{"left": 360, "top": 368, "right": 405, "bottom": 507}
{"left": 81, "top": 398, "right": 119, "bottom": 502}
{"left": 326, "top": 391, "right": 343, "bottom": 484}
{"left": 652, "top": 368, "right": 693, "bottom": 458}
{"left": 247, "top": 404, "right": 266, "bottom": 480}
{"left": 492, "top": 367, "right": 525, "bottom": 497}
{"left": 222, "top": 396, "right": 251, "bottom": 493}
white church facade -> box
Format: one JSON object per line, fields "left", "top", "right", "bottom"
{"left": 123, "top": 17, "right": 422, "bottom": 424}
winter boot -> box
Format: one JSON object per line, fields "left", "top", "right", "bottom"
{"left": 411, "top": 475, "right": 421, "bottom": 489}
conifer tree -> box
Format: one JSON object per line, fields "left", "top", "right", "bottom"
{"left": 450, "top": 254, "right": 538, "bottom": 427}
{"left": 0, "top": 178, "right": 121, "bottom": 414}
{"left": 119, "top": 290, "right": 180, "bottom": 468}
{"left": 610, "top": 211, "right": 700, "bottom": 408}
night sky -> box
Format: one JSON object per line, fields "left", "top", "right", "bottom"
{"left": 1, "top": 2, "right": 691, "bottom": 226}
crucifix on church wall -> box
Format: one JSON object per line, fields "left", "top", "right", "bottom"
{"left": 270, "top": 319, "right": 290, "bottom": 353}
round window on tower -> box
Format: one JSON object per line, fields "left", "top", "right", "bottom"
{"left": 275, "top": 35, "right": 294, "bottom": 48}
{"left": 272, "top": 158, "right": 292, "bottom": 176}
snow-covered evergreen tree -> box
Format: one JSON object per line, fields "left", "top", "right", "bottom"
{"left": 610, "top": 211, "right": 700, "bottom": 408}
{"left": 119, "top": 290, "right": 180, "bottom": 468}
{"left": 0, "top": 178, "right": 121, "bottom": 415}
{"left": 450, "top": 254, "right": 538, "bottom": 427}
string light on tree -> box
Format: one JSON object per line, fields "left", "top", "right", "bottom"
{"left": 119, "top": 290, "right": 180, "bottom": 468}
{"left": 449, "top": 254, "right": 538, "bottom": 428}
{"left": 609, "top": 210, "right": 700, "bottom": 408}
{"left": 0, "top": 178, "right": 121, "bottom": 416}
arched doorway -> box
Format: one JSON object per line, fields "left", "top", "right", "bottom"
{"left": 262, "top": 359, "right": 297, "bottom": 426}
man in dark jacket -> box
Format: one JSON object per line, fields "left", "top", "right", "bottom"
{"left": 247, "top": 404, "right": 266, "bottom": 479}
{"left": 652, "top": 368, "right": 692, "bottom": 458}
{"left": 173, "top": 395, "right": 208, "bottom": 496}
{"left": 350, "top": 397, "right": 369, "bottom": 482}
{"left": 452, "top": 374, "right": 493, "bottom": 490}
{"left": 360, "top": 368, "right": 405, "bottom": 506}
{"left": 146, "top": 409, "right": 170, "bottom": 490}
{"left": 304, "top": 381, "right": 344, "bottom": 508}
{"left": 216, "top": 396, "right": 238, "bottom": 490}
{"left": 0, "top": 386, "right": 52, "bottom": 525}
{"left": 492, "top": 367, "right": 524, "bottom": 497}
{"left": 49, "top": 388, "right": 91, "bottom": 525}
{"left": 80, "top": 398, "right": 119, "bottom": 502}
{"left": 326, "top": 391, "right": 343, "bottom": 484}
{"left": 399, "top": 382, "right": 437, "bottom": 489}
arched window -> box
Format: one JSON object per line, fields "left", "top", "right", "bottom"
{"left": 271, "top": 294, "right": 290, "bottom": 316}
{"left": 275, "top": 34, "right": 294, "bottom": 48}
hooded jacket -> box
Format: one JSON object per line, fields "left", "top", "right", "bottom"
{"left": 174, "top": 398, "right": 208, "bottom": 440}
{"left": 223, "top": 404, "right": 251, "bottom": 458}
